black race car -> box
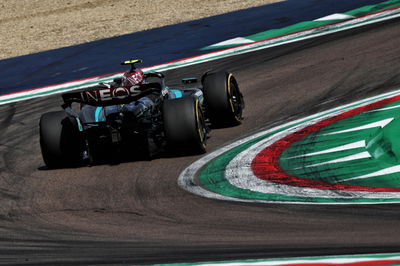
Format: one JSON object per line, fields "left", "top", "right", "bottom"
{"left": 39, "top": 59, "right": 244, "bottom": 168}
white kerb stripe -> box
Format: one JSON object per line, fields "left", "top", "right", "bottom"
{"left": 318, "top": 118, "right": 393, "bottom": 136}
{"left": 298, "top": 151, "right": 371, "bottom": 169}
{"left": 366, "top": 104, "right": 400, "bottom": 113}
{"left": 339, "top": 165, "right": 400, "bottom": 183}
{"left": 208, "top": 37, "right": 255, "bottom": 47}
{"left": 314, "top": 13, "right": 355, "bottom": 21}
{"left": 282, "top": 140, "right": 366, "bottom": 159}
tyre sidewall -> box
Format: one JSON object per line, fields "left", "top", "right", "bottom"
{"left": 163, "top": 98, "right": 206, "bottom": 154}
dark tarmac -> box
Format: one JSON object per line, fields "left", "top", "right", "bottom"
{"left": 0, "top": 18, "right": 400, "bottom": 265}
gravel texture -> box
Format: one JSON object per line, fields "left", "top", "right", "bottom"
{"left": 0, "top": 0, "right": 282, "bottom": 59}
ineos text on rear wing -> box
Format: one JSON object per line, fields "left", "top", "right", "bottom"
{"left": 62, "top": 83, "right": 161, "bottom": 106}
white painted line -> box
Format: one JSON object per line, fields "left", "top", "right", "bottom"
{"left": 339, "top": 165, "right": 400, "bottom": 183}
{"left": 282, "top": 140, "right": 366, "bottom": 159}
{"left": 366, "top": 104, "right": 400, "bottom": 112}
{"left": 208, "top": 37, "right": 254, "bottom": 47}
{"left": 318, "top": 118, "right": 393, "bottom": 136}
{"left": 314, "top": 13, "right": 355, "bottom": 21}
{"left": 299, "top": 151, "right": 371, "bottom": 169}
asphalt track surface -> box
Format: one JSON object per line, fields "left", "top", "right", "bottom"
{"left": 1, "top": 18, "right": 400, "bottom": 265}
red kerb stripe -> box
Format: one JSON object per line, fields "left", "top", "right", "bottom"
{"left": 257, "top": 258, "right": 400, "bottom": 266}
{"left": 252, "top": 95, "right": 400, "bottom": 192}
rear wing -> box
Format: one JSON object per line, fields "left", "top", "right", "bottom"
{"left": 62, "top": 83, "right": 161, "bottom": 107}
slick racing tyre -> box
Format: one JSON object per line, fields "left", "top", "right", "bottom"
{"left": 163, "top": 97, "right": 207, "bottom": 154}
{"left": 39, "top": 111, "right": 84, "bottom": 168}
{"left": 202, "top": 71, "right": 244, "bottom": 127}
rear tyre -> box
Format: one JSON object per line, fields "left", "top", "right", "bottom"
{"left": 39, "top": 111, "right": 84, "bottom": 168}
{"left": 202, "top": 71, "right": 244, "bottom": 127}
{"left": 163, "top": 97, "right": 207, "bottom": 154}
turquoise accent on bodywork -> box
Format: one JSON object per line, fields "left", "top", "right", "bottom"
{"left": 171, "top": 89, "right": 183, "bottom": 98}
{"left": 182, "top": 77, "right": 198, "bottom": 84}
{"left": 95, "top": 107, "right": 104, "bottom": 122}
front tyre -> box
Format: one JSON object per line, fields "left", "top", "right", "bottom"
{"left": 202, "top": 71, "right": 244, "bottom": 127}
{"left": 39, "top": 111, "right": 84, "bottom": 168}
{"left": 163, "top": 97, "right": 207, "bottom": 154}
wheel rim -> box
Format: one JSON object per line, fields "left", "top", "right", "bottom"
{"left": 195, "top": 99, "right": 207, "bottom": 149}
{"left": 227, "top": 75, "right": 243, "bottom": 121}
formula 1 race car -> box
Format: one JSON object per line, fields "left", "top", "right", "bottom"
{"left": 39, "top": 59, "right": 244, "bottom": 168}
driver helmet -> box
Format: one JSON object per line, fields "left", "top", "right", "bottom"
{"left": 122, "top": 69, "right": 145, "bottom": 87}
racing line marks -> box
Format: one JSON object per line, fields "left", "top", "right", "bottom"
{"left": 1, "top": 1, "right": 400, "bottom": 204}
